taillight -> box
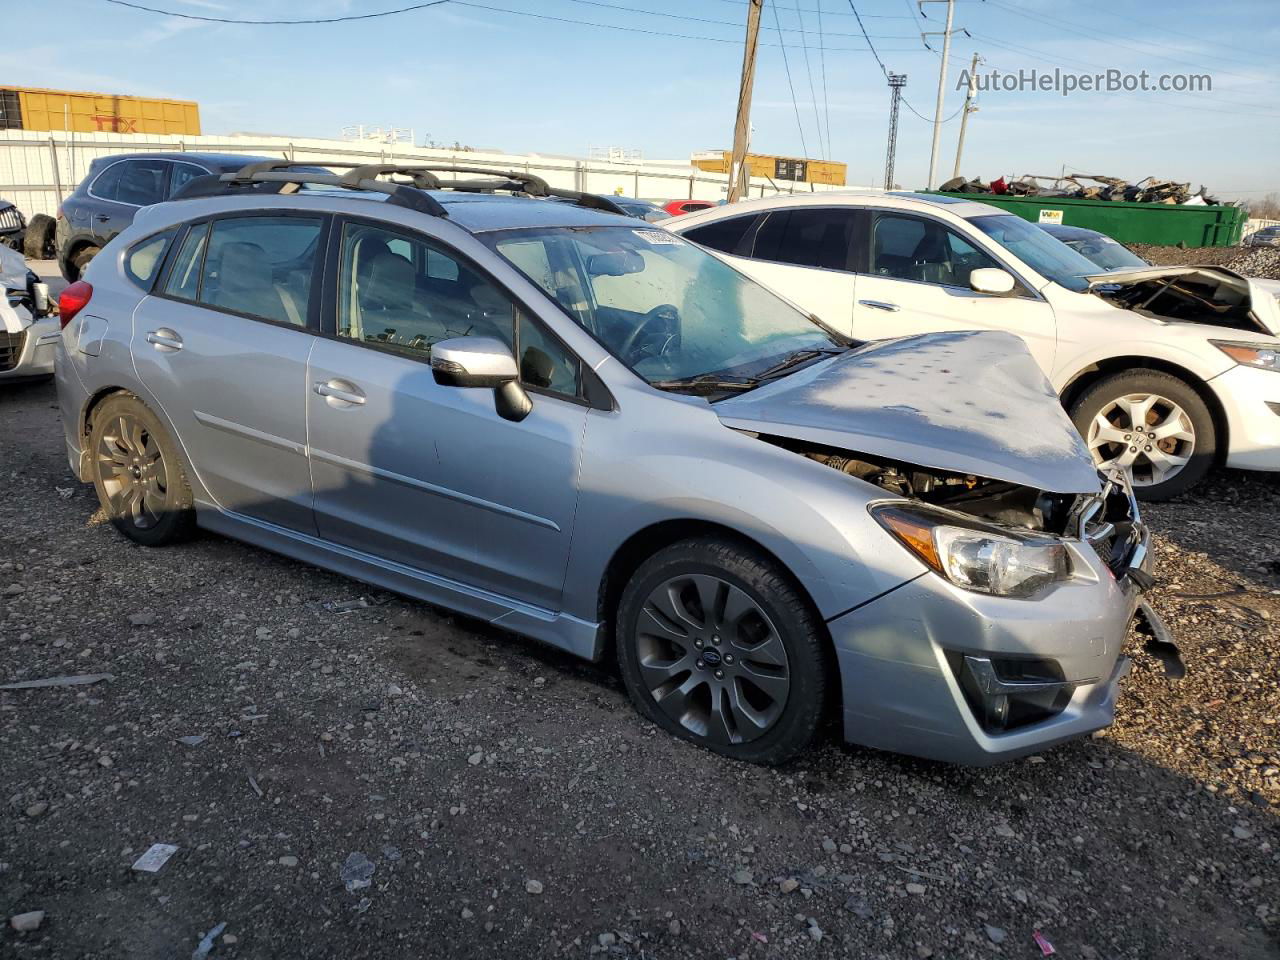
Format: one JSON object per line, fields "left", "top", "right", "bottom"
{"left": 58, "top": 281, "right": 92, "bottom": 330}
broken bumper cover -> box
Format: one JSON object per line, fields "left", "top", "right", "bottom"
{"left": 830, "top": 526, "right": 1151, "bottom": 765}
{"left": 0, "top": 315, "right": 58, "bottom": 379}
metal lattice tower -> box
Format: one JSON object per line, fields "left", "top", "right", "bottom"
{"left": 884, "top": 74, "right": 907, "bottom": 190}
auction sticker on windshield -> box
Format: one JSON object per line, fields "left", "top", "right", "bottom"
{"left": 633, "top": 229, "right": 681, "bottom": 244}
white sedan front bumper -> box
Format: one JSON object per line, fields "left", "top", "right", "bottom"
{"left": 1211, "top": 364, "right": 1280, "bottom": 471}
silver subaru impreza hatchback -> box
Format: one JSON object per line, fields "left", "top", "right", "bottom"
{"left": 54, "top": 162, "right": 1157, "bottom": 765}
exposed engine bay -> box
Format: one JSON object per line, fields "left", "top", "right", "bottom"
{"left": 1093, "top": 267, "right": 1270, "bottom": 334}
{"left": 764, "top": 434, "right": 1141, "bottom": 575}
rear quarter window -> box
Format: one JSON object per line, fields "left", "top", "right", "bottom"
{"left": 682, "top": 215, "right": 757, "bottom": 255}
{"left": 124, "top": 229, "right": 177, "bottom": 290}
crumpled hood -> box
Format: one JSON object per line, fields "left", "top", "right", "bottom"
{"left": 1087, "top": 264, "right": 1280, "bottom": 336}
{"left": 716, "top": 330, "right": 1102, "bottom": 494}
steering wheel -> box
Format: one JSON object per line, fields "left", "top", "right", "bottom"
{"left": 618, "top": 304, "right": 680, "bottom": 363}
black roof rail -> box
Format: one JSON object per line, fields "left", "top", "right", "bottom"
{"left": 172, "top": 160, "right": 629, "bottom": 217}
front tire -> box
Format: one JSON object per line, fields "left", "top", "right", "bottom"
{"left": 616, "top": 537, "right": 827, "bottom": 765}
{"left": 1069, "top": 369, "right": 1215, "bottom": 501}
{"left": 88, "top": 394, "right": 195, "bottom": 546}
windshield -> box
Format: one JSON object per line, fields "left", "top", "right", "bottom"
{"left": 1061, "top": 235, "right": 1149, "bottom": 271}
{"left": 969, "top": 214, "right": 1103, "bottom": 292}
{"left": 486, "top": 225, "right": 844, "bottom": 385}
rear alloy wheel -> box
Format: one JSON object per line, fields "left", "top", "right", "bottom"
{"left": 88, "top": 395, "right": 195, "bottom": 546}
{"left": 617, "top": 538, "right": 827, "bottom": 764}
{"left": 69, "top": 244, "right": 100, "bottom": 281}
{"left": 1070, "top": 370, "right": 1215, "bottom": 501}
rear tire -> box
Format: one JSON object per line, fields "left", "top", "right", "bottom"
{"left": 88, "top": 394, "right": 196, "bottom": 546}
{"left": 68, "top": 244, "right": 100, "bottom": 281}
{"left": 1069, "top": 369, "right": 1215, "bottom": 501}
{"left": 616, "top": 537, "right": 827, "bottom": 765}
{"left": 23, "top": 214, "right": 56, "bottom": 260}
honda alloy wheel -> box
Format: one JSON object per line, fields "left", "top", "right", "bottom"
{"left": 617, "top": 538, "right": 827, "bottom": 765}
{"left": 1070, "top": 370, "right": 1215, "bottom": 501}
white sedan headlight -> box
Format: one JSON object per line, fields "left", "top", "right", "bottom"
{"left": 873, "top": 504, "right": 1072, "bottom": 598}
{"left": 1213, "top": 340, "right": 1280, "bottom": 373}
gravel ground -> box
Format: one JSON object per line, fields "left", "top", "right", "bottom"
{"left": 2, "top": 274, "right": 1279, "bottom": 959}
{"left": 1127, "top": 244, "right": 1280, "bottom": 280}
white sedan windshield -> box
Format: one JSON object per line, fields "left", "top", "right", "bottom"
{"left": 488, "top": 226, "right": 843, "bottom": 384}
{"left": 970, "top": 214, "right": 1102, "bottom": 292}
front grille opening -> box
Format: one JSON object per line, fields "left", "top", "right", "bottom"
{"left": 0, "top": 330, "right": 26, "bottom": 371}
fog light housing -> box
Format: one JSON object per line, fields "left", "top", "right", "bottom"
{"left": 954, "top": 655, "right": 1084, "bottom": 732}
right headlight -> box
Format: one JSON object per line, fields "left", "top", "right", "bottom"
{"left": 872, "top": 503, "right": 1071, "bottom": 598}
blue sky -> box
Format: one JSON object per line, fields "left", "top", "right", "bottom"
{"left": 11, "top": 0, "right": 1280, "bottom": 202}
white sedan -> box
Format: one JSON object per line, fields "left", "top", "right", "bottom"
{"left": 667, "top": 192, "right": 1280, "bottom": 499}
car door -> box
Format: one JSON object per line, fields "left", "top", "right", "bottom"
{"left": 306, "top": 218, "right": 588, "bottom": 611}
{"left": 88, "top": 158, "right": 171, "bottom": 246}
{"left": 684, "top": 207, "right": 862, "bottom": 335}
{"left": 851, "top": 210, "right": 1058, "bottom": 372}
{"left": 131, "top": 212, "right": 326, "bottom": 532}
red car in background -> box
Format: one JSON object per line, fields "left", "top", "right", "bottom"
{"left": 662, "top": 199, "right": 715, "bottom": 217}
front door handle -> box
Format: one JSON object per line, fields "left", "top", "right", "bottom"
{"left": 145, "top": 328, "right": 183, "bottom": 352}
{"left": 314, "top": 379, "right": 366, "bottom": 406}
{"left": 858, "top": 299, "right": 900, "bottom": 312}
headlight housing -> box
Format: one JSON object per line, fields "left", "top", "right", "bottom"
{"left": 872, "top": 504, "right": 1071, "bottom": 598}
{"left": 1212, "top": 340, "right": 1280, "bottom": 373}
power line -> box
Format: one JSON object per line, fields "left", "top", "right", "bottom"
{"left": 102, "top": 0, "right": 451, "bottom": 24}
{"left": 770, "top": 0, "right": 811, "bottom": 160}
{"left": 559, "top": 0, "right": 919, "bottom": 39}
{"left": 815, "top": 1, "right": 832, "bottom": 162}
{"left": 792, "top": 2, "right": 827, "bottom": 160}
{"left": 847, "top": 0, "right": 950, "bottom": 124}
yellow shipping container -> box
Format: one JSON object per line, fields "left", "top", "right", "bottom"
{"left": 692, "top": 150, "right": 846, "bottom": 186}
{"left": 0, "top": 86, "right": 200, "bottom": 136}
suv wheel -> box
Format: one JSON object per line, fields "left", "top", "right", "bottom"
{"left": 1069, "top": 369, "right": 1215, "bottom": 501}
{"left": 68, "top": 244, "right": 100, "bottom": 281}
{"left": 616, "top": 537, "right": 827, "bottom": 765}
{"left": 88, "top": 394, "right": 195, "bottom": 546}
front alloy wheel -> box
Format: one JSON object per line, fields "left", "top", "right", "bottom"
{"left": 635, "top": 573, "right": 790, "bottom": 745}
{"left": 616, "top": 538, "right": 827, "bottom": 765}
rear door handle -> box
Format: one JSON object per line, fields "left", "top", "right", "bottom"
{"left": 858, "top": 300, "right": 900, "bottom": 312}
{"left": 94, "top": 214, "right": 110, "bottom": 223}
{"left": 145, "top": 328, "right": 183, "bottom": 351}
{"left": 314, "top": 379, "right": 366, "bottom": 406}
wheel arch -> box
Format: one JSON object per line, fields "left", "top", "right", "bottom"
{"left": 594, "top": 520, "right": 839, "bottom": 718}
{"left": 1059, "top": 355, "right": 1229, "bottom": 461}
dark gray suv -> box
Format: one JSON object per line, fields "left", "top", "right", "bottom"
{"left": 55, "top": 152, "right": 268, "bottom": 281}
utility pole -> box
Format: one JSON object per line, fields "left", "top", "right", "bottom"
{"left": 952, "top": 52, "right": 982, "bottom": 180}
{"left": 727, "top": 0, "right": 763, "bottom": 203}
{"left": 884, "top": 74, "right": 907, "bottom": 190}
{"left": 920, "top": 0, "right": 956, "bottom": 190}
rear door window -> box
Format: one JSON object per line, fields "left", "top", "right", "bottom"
{"left": 198, "top": 217, "right": 322, "bottom": 326}
{"left": 752, "top": 208, "right": 858, "bottom": 270}
{"left": 164, "top": 223, "right": 209, "bottom": 300}
{"left": 89, "top": 161, "right": 126, "bottom": 202}
{"left": 168, "top": 162, "right": 209, "bottom": 197}
{"left": 114, "top": 159, "right": 170, "bottom": 206}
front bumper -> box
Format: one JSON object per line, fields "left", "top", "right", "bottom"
{"left": 1210, "top": 364, "right": 1280, "bottom": 472}
{"left": 0, "top": 315, "right": 59, "bottom": 380}
{"left": 831, "top": 525, "right": 1151, "bottom": 765}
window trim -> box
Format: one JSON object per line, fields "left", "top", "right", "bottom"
{"left": 322, "top": 213, "right": 599, "bottom": 408}
{"left": 861, "top": 207, "right": 1044, "bottom": 300}
{"left": 150, "top": 209, "right": 332, "bottom": 333}
{"left": 87, "top": 157, "right": 172, "bottom": 209}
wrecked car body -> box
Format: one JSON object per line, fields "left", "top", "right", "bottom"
{"left": 0, "top": 244, "right": 57, "bottom": 381}
{"left": 59, "top": 172, "right": 1161, "bottom": 767}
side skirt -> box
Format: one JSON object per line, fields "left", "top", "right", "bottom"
{"left": 196, "top": 502, "right": 602, "bottom": 660}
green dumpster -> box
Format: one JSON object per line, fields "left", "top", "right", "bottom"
{"left": 928, "top": 192, "right": 1245, "bottom": 248}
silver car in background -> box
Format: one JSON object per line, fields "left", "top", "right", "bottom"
{"left": 54, "top": 162, "right": 1157, "bottom": 765}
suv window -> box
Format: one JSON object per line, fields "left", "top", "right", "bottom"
{"left": 752, "top": 208, "right": 857, "bottom": 271}
{"left": 165, "top": 222, "right": 209, "bottom": 300}
{"left": 125, "top": 229, "right": 176, "bottom": 290}
{"left": 683, "top": 215, "right": 757, "bottom": 256}
{"left": 169, "top": 162, "right": 209, "bottom": 197}
{"left": 337, "top": 222, "right": 580, "bottom": 396}
{"left": 102, "top": 159, "right": 169, "bottom": 206}
{"left": 872, "top": 213, "right": 1000, "bottom": 287}
{"left": 193, "top": 217, "right": 321, "bottom": 325}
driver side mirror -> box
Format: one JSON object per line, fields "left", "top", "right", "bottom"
{"left": 969, "top": 267, "right": 1016, "bottom": 296}
{"left": 431, "top": 336, "right": 533, "bottom": 422}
